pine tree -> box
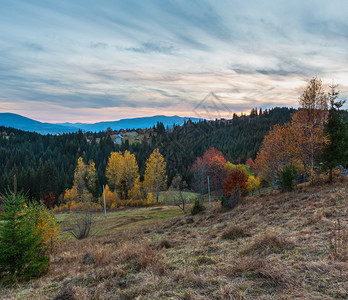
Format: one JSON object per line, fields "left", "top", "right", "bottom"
{"left": 322, "top": 85, "right": 348, "bottom": 182}
{"left": 0, "top": 191, "right": 49, "bottom": 283}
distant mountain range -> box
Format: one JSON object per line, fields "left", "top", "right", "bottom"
{"left": 0, "top": 113, "right": 202, "bottom": 134}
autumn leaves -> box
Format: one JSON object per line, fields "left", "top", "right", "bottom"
{"left": 255, "top": 77, "right": 346, "bottom": 186}
{"left": 106, "top": 148, "right": 167, "bottom": 206}
{"left": 62, "top": 149, "right": 167, "bottom": 210}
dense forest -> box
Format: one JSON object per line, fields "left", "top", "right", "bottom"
{"left": 0, "top": 107, "right": 295, "bottom": 204}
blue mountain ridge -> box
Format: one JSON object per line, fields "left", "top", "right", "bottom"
{"left": 0, "top": 113, "right": 202, "bottom": 134}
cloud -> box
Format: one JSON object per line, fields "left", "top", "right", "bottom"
{"left": 1, "top": 0, "right": 348, "bottom": 121}
{"left": 90, "top": 42, "right": 108, "bottom": 49}
{"left": 126, "top": 42, "right": 175, "bottom": 54}
{"left": 24, "top": 42, "right": 44, "bottom": 52}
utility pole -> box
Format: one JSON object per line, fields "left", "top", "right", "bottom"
{"left": 103, "top": 185, "right": 107, "bottom": 217}
{"left": 207, "top": 176, "right": 211, "bottom": 208}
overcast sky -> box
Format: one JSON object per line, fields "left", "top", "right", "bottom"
{"left": 1, "top": 0, "right": 348, "bottom": 122}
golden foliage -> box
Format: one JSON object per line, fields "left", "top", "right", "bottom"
{"left": 73, "top": 157, "right": 96, "bottom": 196}
{"left": 144, "top": 192, "right": 156, "bottom": 206}
{"left": 54, "top": 201, "right": 102, "bottom": 213}
{"left": 99, "top": 184, "right": 119, "bottom": 210}
{"left": 143, "top": 149, "right": 167, "bottom": 203}
{"left": 106, "top": 151, "right": 124, "bottom": 190}
{"left": 128, "top": 177, "right": 144, "bottom": 204}
{"left": 226, "top": 162, "right": 261, "bottom": 192}
{"left": 26, "top": 202, "right": 59, "bottom": 249}
{"left": 292, "top": 110, "right": 327, "bottom": 182}
{"left": 64, "top": 157, "right": 96, "bottom": 204}
{"left": 255, "top": 123, "right": 303, "bottom": 181}
{"left": 295, "top": 77, "right": 329, "bottom": 183}
{"left": 106, "top": 150, "right": 139, "bottom": 200}
{"left": 247, "top": 175, "right": 261, "bottom": 192}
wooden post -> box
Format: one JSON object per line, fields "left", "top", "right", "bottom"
{"left": 207, "top": 176, "right": 211, "bottom": 208}
{"left": 103, "top": 185, "right": 107, "bottom": 217}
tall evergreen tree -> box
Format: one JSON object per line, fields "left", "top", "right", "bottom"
{"left": 321, "top": 85, "right": 348, "bottom": 182}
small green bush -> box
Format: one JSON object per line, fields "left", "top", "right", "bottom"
{"left": 0, "top": 192, "right": 50, "bottom": 283}
{"left": 191, "top": 198, "right": 205, "bottom": 215}
{"left": 280, "top": 165, "right": 297, "bottom": 192}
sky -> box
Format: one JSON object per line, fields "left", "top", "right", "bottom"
{"left": 0, "top": 0, "right": 348, "bottom": 123}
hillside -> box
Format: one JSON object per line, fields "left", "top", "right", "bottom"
{"left": 0, "top": 107, "right": 295, "bottom": 201}
{"left": 0, "top": 113, "right": 78, "bottom": 134}
{"left": 2, "top": 178, "right": 347, "bottom": 299}
{"left": 57, "top": 115, "right": 202, "bottom": 132}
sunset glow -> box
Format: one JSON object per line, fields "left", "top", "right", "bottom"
{"left": 1, "top": 0, "right": 347, "bottom": 122}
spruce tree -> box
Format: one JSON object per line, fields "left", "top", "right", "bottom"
{"left": 0, "top": 190, "right": 49, "bottom": 283}
{"left": 322, "top": 85, "right": 348, "bottom": 182}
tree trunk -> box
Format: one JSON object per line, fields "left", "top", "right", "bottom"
{"left": 156, "top": 180, "right": 159, "bottom": 203}
{"left": 329, "top": 168, "right": 333, "bottom": 182}
{"left": 310, "top": 130, "right": 314, "bottom": 185}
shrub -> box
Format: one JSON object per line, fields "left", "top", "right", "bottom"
{"left": 144, "top": 192, "right": 156, "bottom": 206}
{"left": 54, "top": 201, "right": 102, "bottom": 213}
{"left": 67, "top": 210, "right": 95, "bottom": 240}
{"left": 223, "top": 168, "right": 248, "bottom": 197}
{"left": 99, "top": 184, "right": 119, "bottom": 210}
{"left": 222, "top": 169, "right": 249, "bottom": 209}
{"left": 26, "top": 201, "right": 59, "bottom": 250}
{"left": 0, "top": 192, "right": 52, "bottom": 283}
{"left": 280, "top": 165, "right": 297, "bottom": 192}
{"left": 120, "top": 241, "right": 164, "bottom": 274}
{"left": 221, "top": 225, "right": 249, "bottom": 240}
{"left": 157, "top": 239, "right": 173, "bottom": 249}
{"left": 221, "top": 185, "right": 242, "bottom": 209}
{"left": 328, "top": 219, "right": 348, "bottom": 261}
{"left": 241, "top": 231, "right": 293, "bottom": 256}
{"left": 191, "top": 198, "right": 205, "bottom": 215}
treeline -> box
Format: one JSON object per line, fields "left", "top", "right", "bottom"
{"left": 255, "top": 79, "right": 348, "bottom": 189}
{"left": 0, "top": 107, "right": 294, "bottom": 205}
{"left": 150, "top": 107, "right": 294, "bottom": 184}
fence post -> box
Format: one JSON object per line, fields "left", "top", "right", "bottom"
{"left": 207, "top": 176, "right": 211, "bottom": 208}
{"left": 103, "top": 185, "right": 107, "bottom": 217}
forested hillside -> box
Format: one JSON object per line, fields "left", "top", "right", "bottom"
{"left": 0, "top": 107, "right": 294, "bottom": 204}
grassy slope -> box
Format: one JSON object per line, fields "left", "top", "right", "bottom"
{"left": 2, "top": 178, "right": 348, "bottom": 299}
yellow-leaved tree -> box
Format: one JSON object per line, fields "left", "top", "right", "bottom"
{"left": 123, "top": 150, "right": 140, "bottom": 197}
{"left": 292, "top": 77, "right": 328, "bottom": 184}
{"left": 99, "top": 184, "right": 119, "bottom": 210}
{"left": 64, "top": 157, "right": 96, "bottom": 204}
{"left": 106, "top": 150, "right": 139, "bottom": 201}
{"left": 143, "top": 148, "right": 167, "bottom": 203}
{"left": 225, "top": 162, "right": 261, "bottom": 193}
{"left": 128, "top": 177, "right": 145, "bottom": 205}
{"left": 106, "top": 151, "right": 124, "bottom": 191}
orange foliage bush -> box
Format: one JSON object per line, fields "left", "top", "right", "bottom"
{"left": 54, "top": 201, "right": 102, "bottom": 213}
{"left": 25, "top": 201, "right": 59, "bottom": 249}
{"left": 99, "top": 184, "right": 119, "bottom": 210}
{"left": 223, "top": 168, "right": 248, "bottom": 198}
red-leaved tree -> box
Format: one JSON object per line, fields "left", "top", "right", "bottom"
{"left": 245, "top": 158, "right": 255, "bottom": 170}
{"left": 223, "top": 168, "right": 249, "bottom": 198}
{"left": 191, "top": 147, "right": 227, "bottom": 195}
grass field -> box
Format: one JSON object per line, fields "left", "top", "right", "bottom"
{"left": 1, "top": 177, "right": 347, "bottom": 299}
{"left": 56, "top": 205, "right": 185, "bottom": 241}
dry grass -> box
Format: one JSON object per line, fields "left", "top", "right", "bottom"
{"left": 221, "top": 225, "right": 249, "bottom": 240}
{"left": 223, "top": 256, "right": 295, "bottom": 288}
{"left": 328, "top": 219, "right": 348, "bottom": 262}
{"left": 156, "top": 239, "right": 173, "bottom": 249}
{"left": 241, "top": 230, "right": 294, "bottom": 256}
{"left": 1, "top": 177, "right": 348, "bottom": 299}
